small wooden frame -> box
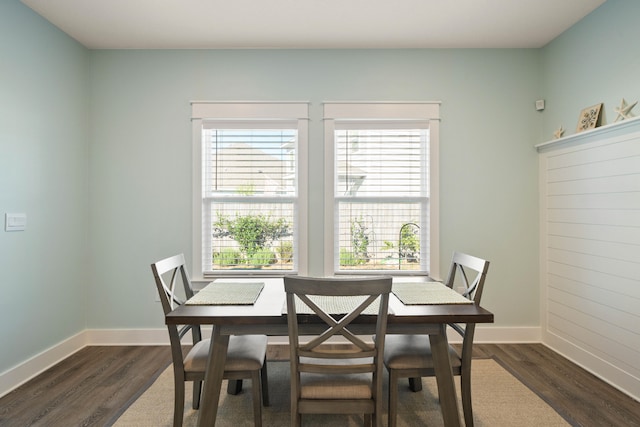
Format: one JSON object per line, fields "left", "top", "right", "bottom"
{"left": 576, "top": 103, "right": 603, "bottom": 133}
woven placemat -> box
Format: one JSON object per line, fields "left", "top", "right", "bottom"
{"left": 392, "top": 282, "right": 473, "bottom": 305}
{"left": 185, "top": 282, "right": 264, "bottom": 305}
{"left": 289, "top": 295, "right": 384, "bottom": 315}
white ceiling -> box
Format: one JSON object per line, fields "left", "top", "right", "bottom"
{"left": 21, "top": 0, "right": 606, "bottom": 49}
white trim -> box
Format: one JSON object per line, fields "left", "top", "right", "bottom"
{"left": 84, "top": 328, "right": 171, "bottom": 345}
{"left": 192, "top": 100, "right": 310, "bottom": 105}
{"left": 471, "top": 326, "right": 541, "bottom": 344}
{"left": 296, "top": 119, "right": 309, "bottom": 275}
{"left": 322, "top": 101, "right": 442, "bottom": 105}
{"left": 535, "top": 115, "right": 640, "bottom": 152}
{"left": 428, "top": 117, "right": 441, "bottom": 279}
{"left": 544, "top": 332, "right": 640, "bottom": 401}
{"left": 323, "top": 117, "right": 336, "bottom": 275}
{"left": 9, "top": 325, "right": 640, "bottom": 402}
{"left": 191, "top": 101, "right": 309, "bottom": 120}
{"left": 0, "top": 332, "right": 87, "bottom": 398}
{"left": 323, "top": 102, "right": 440, "bottom": 121}
{"left": 192, "top": 118, "right": 204, "bottom": 280}
{"left": 0, "top": 325, "right": 538, "bottom": 399}
{"left": 82, "top": 326, "right": 540, "bottom": 346}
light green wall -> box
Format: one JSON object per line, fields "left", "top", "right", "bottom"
{"left": 87, "top": 48, "right": 541, "bottom": 329}
{"left": 540, "top": 0, "right": 640, "bottom": 140}
{"left": 0, "top": 1, "right": 88, "bottom": 372}
{"left": 5, "top": 0, "right": 635, "bottom": 376}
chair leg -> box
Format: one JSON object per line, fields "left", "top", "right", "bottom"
{"left": 227, "top": 379, "right": 243, "bottom": 395}
{"left": 260, "top": 358, "right": 270, "bottom": 406}
{"left": 461, "top": 371, "right": 474, "bottom": 427}
{"left": 290, "top": 365, "right": 301, "bottom": 427}
{"left": 291, "top": 410, "right": 301, "bottom": 427}
{"left": 388, "top": 370, "right": 399, "bottom": 427}
{"left": 192, "top": 380, "right": 202, "bottom": 409}
{"left": 174, "top": 379, "right": 185, "bottom": 427}
{"left": 251, "top": 371, "right": 263, "bottom": 427}
{"left": 291, "top": 392, "right": 301, "bottom": 427}
{"left": 408, "top": 377, "right": 423, "bottom": 392}
{"left": 364, "top": 413, "right": 372, "bottom": 427}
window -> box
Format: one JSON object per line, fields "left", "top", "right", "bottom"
{"left": 323, "top": 103, "right": 440, "bottom": 277}
{"left": 192, "top": 102, "right": 308, "bottom": 278}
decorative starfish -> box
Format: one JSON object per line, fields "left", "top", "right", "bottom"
{"left": 614, "top": 98, "right": 637, "bottom": 122}
{"left": 553, "top": 125, "right": 565, "bottom": 139}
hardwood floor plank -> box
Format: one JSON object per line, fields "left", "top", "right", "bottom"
{"left": 0, "top": 346, "right": 171, "bottom": 427}
{"left": 0, "top": 344, "right": 638, "bottom": 426}
{"left": 480, "top": 344, "right": 640, "bottom": 427}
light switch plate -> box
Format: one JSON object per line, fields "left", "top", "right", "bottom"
{"left": 5, "top": 213, "right": 27, "bottom": 231}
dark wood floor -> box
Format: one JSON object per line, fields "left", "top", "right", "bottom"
{"left": 0, "top": 344, "right": 638, "bottom": 426}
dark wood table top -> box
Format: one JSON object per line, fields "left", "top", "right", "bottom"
{"left": 166, "top": 278, "right": 494, "bottom": 327}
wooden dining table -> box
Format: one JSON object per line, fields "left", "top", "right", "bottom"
{"left": 165, "top": 277, "right": 494, "bottom": 427}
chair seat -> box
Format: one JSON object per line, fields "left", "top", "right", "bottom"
{"left": 184, "top": 335, "right": 268, "bottom": 373}
{"left": 384, "top": 334, "right": 461, "bottom": 370}
{"left": 299, "top": 356, "right": 374, "bottom": 399}
{"left": 301, "top": 372, "right": 372, "bottom": 399}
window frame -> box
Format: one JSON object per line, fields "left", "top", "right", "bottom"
{"left": 191, "top": 102, "right": 309, "bottom": 280}
{"left": 323, "top": 102, "right": 440, "bottom": 278}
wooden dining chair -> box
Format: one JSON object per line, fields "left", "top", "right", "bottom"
{"left": 384, "top": 252, "right": 490, "bottom": 427}
{"left": 151, "top": 254, "right": 269, "bottom": 427}
{"left": 284, "top": 275, "right": 392, "bottom": 427}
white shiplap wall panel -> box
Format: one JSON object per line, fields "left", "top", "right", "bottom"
{"left": 548, "top": 156, "right": 640, "bottom": 183}
{"left": 548, "top": 210, "right": 640, "bottom": 228}
{"left": 547, "top": 248, "right": 640, "bottom": 280}
{"left": 548, "top": 289, "right": 640, "bottom": 341}
{"left": 548, "top": 222, "right": 640, "bottom": 244}
{"left": 548, "top": 235, "right": 640, "bottom": 263}
{"left": 546, "top": 136, "right": 640, "bottom": 166}
{"left": 548, "top": 174, "right": 640, "bottom": 194}
{"left": 548, "top": 261, "right": 640, "bottom": 299}
{"left": 548, "top": 274, "right": 639, "bottom": 313}
{"left": 538, "top": 118, "right": 640, "bottom": 401}
{"left": 547, "top": 192, "right": 640, "bottom": 209}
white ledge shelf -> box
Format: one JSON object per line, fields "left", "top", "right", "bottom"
{"left": 536, "top": 116, "right": 640, "bottom": 152}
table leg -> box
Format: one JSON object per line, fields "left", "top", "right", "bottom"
{"left": 197, "top": 326, "right": 229, "bottom": 427}
{"left": 430, "top": 325, "right": 461, "bottom": 427}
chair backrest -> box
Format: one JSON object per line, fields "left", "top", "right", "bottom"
{"left": 443, "top": 252, "right": 490, "bottom": 358}
{"left": 151, "top": 254, "right": 202, "bottom": 361}
{"left": 444, "top": 252, "right": 490, "bottom": 305}
{"left": 284, "top": 275, "right": 392, "bottom": 380}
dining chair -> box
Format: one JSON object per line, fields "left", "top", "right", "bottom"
{"left": 384, "top": 252, "right": 490, "bottom": 427}
{"left": 284, "top": 275, "right": 392, "bottom": 427}
{"left": 151, "top": 254, "right": 269, "bottom": 427}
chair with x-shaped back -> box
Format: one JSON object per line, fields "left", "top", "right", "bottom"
{"left": 284, "top": 275, "right": 392, "bottom": 427}
{"left": 151, "top": 253, "right": 269, "bottom": 427}
{"left": 384, "top": 252, "right": 490, "bottom": 427}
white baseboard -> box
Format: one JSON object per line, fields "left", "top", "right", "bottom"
{"left": 0, "top": 325, "right": 539, "bottom": 399}
{"left": 543, "top": 331, "right": 640, "bottom": 402}
{"left": 472, "top": 326, "right": 541, "bottom": 343}
{"left": 0, "top": 332, "right": 87, "bottom": 399}
{"left": 84, "top": 328, "right": 171, "bottom": 345}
